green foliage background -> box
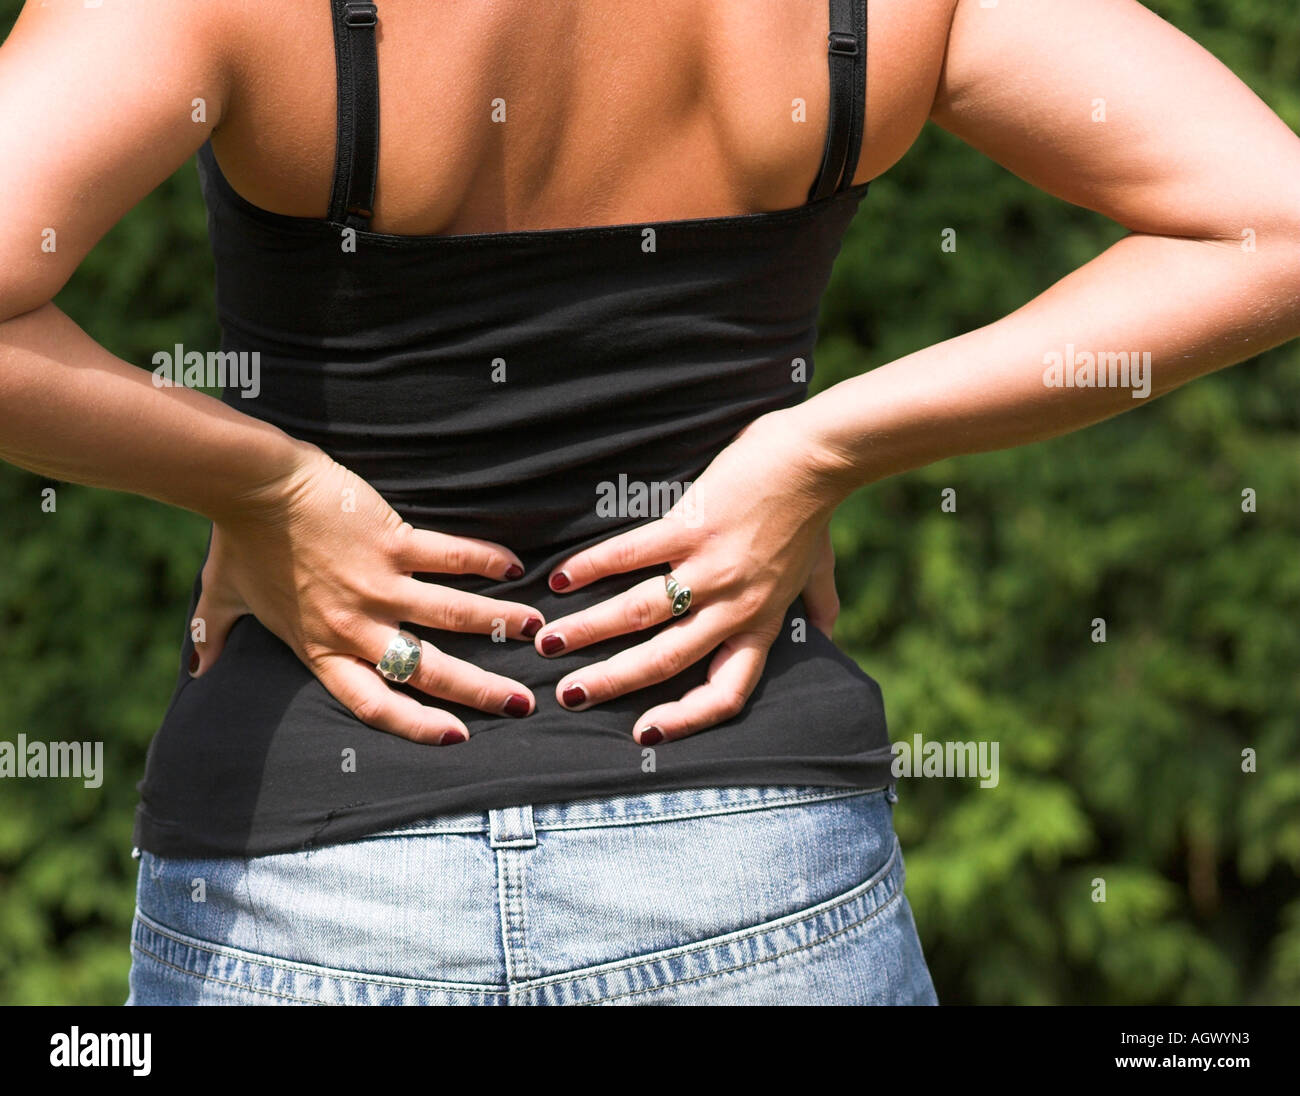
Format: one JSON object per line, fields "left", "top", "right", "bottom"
{"left": 1, "top": 0, "right": 1297, "bottom": 1004}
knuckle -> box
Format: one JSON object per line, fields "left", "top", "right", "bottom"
{"left": 625, "top": 597, "right": 659, "bottom": 631}
{"left": 378, "top": 520, "right": 413, "bottom": 566}
{"left": 710, "top": 555, "right": 746, "bottom": 592}
{"left": 439, "top": 599, "right": 474, "bottom": 632}
{"left": 584, "top": 669, "right": 615, "bottom": 700}
{"left": 611, "top": 540, "right": 641, "bottom": 572}
{"left": 717, "top": 687, "right": 748, "bottom": 718}
{"left": 352, "top": 576, "right": 389, "bottom": 608}
{"left": 651, "top": 645, "right": 690, "bottom": 679}
{"left": 733, "top": 587, "right": 767, "bottom": 620}
{"left": 414, "top": 656, "right": 448, "bottom": 696}
{"left": 320, "top": 606, "right": 361, "bottom": 645}
{"left": 301, "top": 637, "right": 333, "bottom": 665}
{"left": 440, "top": 544, "right": 469, "bottom": 574}
{"left": 470, "top": 681, "right": 498, "bottom": 713}
{"left": 349, "top": 692, "right": 387, "bottom": 727}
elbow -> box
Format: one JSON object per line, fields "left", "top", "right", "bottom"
{"left": 0, "top": 251, "right": 65, "bottom": 327}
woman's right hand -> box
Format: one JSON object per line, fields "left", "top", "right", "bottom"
{"left": 189, "top": 444, "right": 543, "bottom": 745}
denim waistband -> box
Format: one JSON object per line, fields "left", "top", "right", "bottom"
{"left": 362, "top": 783, "right": 887, "bottom": 841}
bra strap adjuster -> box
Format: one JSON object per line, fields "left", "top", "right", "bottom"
{"left": 344, "top": 2, "right": 377, "bottom": 27}
{"left": 828, "top": 31, "right": 858, "bottom": 56}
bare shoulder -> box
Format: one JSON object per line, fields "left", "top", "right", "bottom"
{"left": 855, "top": 0, "right": 961, "bottom": 184}
{"left": 927, "top": 0, "right": 1300, "bottom": 239}
{"left": 0, "top": 0, "right": 250, "bottom": 317}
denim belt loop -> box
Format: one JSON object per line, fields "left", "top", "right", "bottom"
{"left": 489, "top": 805, "right": 538, "bottom": 849}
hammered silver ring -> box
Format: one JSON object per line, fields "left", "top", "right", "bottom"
{"left": 376, "top": 629, "right": 422, "bottom": 683}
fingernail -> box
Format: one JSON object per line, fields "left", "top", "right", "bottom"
{"left": 188, "top": 650, "right": 200, "bottom": 676}
{"left": 540, "top": 633, "right": 566, "bottom": 656}
{"left": 439, "top": 729, "right": 467, "bottom": 745}
{"left": 638, "top": 726, "right": 664, "bottom": 746}
{"left": 504, "top": 694, "right": 530, "bottom": 718}
{"left": 521, "top": 616, "right": 543, "bottom": 639}
{"left": 561, "top": 683, "right": 586, "bottom": 709}
{"left": 505, "top": 563, "right": 524, "bottom": 580}
{"left": 550, "top": 571, "right": 570, "bottom": 591}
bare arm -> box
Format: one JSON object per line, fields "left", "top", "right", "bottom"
{"left": 0, "top": 0, "right": 309, "bottom": 520}
{"left": 532, "top": 0, "right": 1300, "bottom": 743}
{"left": 0, "top": 0, "right": 542, "bottom": 741}
{"left": 790, "top": 0, "right": 1300, "bottom": 490}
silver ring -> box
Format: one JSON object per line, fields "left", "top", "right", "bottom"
{"left": 664, "top": 573, "right": 692, "bottom": 617}
{"left": 376, "top": 629, "right": 422, "bottom": 683}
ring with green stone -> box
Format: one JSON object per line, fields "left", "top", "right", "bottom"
{"left": 664, "top": 573, "right": 693, "bottom": 617}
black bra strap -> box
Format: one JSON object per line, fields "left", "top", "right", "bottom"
{"left": 327, "top": 0, "right": 380, "bottom": 230}
{"left": 808, "top": 0, "right": 867, "bottom": 202}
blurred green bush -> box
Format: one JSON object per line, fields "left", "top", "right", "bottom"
{"left": 0, "top": 0, "right": 1296, "bottom": 1004}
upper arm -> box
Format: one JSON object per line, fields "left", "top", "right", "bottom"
{"left": 931, "top": 0, "right": 1300, "bottom": 244}
{"left": 0, "top": 0, "right": 233, "bottom": 322}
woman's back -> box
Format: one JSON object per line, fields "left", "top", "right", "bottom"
{"left": 128, "top": 0, "right": 940, "bottom": 855}
{"left": 207, "top": 0, "right": 948, "bottom": 236}
{"left": 6, "top": 0, "right": 1300, "bottom": 1007}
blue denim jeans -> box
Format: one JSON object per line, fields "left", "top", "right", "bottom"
{"left": 127, "top": 784, "right": 937, "bottom": 1005}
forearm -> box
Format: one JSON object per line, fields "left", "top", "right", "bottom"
{"left": 789, "top": 229, "right": 1300, "bottom": 498}
{"left": 0, "top": 303, "right": 313, "bottom": 522}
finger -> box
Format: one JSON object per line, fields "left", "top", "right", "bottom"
{"left": 535, "top": 573, "right": 673, "bottom": 657}
{"left": 313, "top": 653, "right": 469, "bottom": 745}
{"left": 800, "top": 528, "right": 839, "bottom": 638}
{"left": 548, "top": 520, "right": 685, "bottom": 592}
{"left": 189, "top": 556, "right": 248, "bottom": 677}
{"left": 553, "top": 606, "right": 729, "bottom": 710}
{"left": 348, "top": 619, "right": 532, "bottom": 716}
{"left": 390, "top": 577, "right": 544, "bottom": 640}
{"left": 407, "top": 641, "right": 536, "bottom": 719}
{"left": 393, "top": 526, "right": 525, "bottom": 582}
{"left": 631, "top": 632, "right": 770, "bottom": 744}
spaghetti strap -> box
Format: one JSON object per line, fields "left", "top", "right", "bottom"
{"left": 808, "top": 0, "right": 867, "bottom": 201}
{"left": 327, "top": 0, "right": 380, "bottom": 230}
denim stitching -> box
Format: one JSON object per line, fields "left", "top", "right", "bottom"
{"left": 521, "top": 838, "right": 902, "bottom": 992}
{"left": 528, "top": 787, "right": 883, "bottom": 833}
{"left": 579, "top": 887, "right": 904, "bottom": 1006}
{"left": 131, "top": 941, "right": 326, "bottom": 1005}
{"left": 362, "top": 787, "right": 879, "bottom": 839}
{"left": 130, "top": 814, "right": 901, "bottom": 1002}
{"left": 132, "top": 910, "right": 504, "bottom": 994}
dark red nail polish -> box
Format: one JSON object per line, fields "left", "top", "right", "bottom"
{"left": 504, "top": 694, "right": 530, "bottom": 718}
{"left": 439, "top": 729, "right": 467, "bottom": 745}
{"left": 550, "top": 571, "right": 570, "bottom": 591}
{"left": 639, "top": 726, "right": 664, "bottom": 746}
{"left": 188, "top": 650, "right": 200, "bottom": 675}
{"left": 540, "top": 634, "right": 565, "bottom": 656}
{"left": 521, "top": 616, "right": 543, "bottom": 639}
{"left": 505, "top": 563, "right": 524, "bottom": 580}
{"left": 561, "top": 683, "right": 586, "bottom": 708}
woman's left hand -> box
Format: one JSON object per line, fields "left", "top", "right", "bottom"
{"left": 535, "top": 410, "right": 853, "bottom": 744}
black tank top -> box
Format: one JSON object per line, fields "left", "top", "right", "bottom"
{"left": 134, "top": 0, "right": 895, "bottom": 857}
